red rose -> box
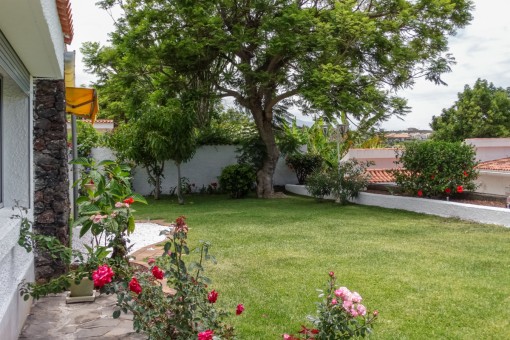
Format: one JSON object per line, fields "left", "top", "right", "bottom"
{"left": 151, "top": 266, "right": 164, "bottom": 280}
{"left": 463, "top": 171, "right": 468, "bottom": 177}
{"left": 311, "top": 329, "right": 320, "bottom": 334}
{"left": 329, "top": 271, "right": 335, "bottom": 278}
{"left": 207, "top": 289, "right": 218, "bottom": 303}
{"left": 236, "top": 303, "right": 245, "bottom": 315}
{"left": 445, "top": 188, "right": 451, "bottom": 194}
{"left": 198, "top": 330, "right": 214, "bottom": 340}
{"left": 128, "top": 277, "right": 142, "bottom": 294}
{"left": 123, "top": 197, "right": 134, "bottom": 204}
{"left": 417, "top": 190, "right": 423, "bottom": 197}
{"left": 92, "top": 264, "right": 114, "bottom": 288}
{"left": 456, "top": 185, "right": 464, "bottom": 193}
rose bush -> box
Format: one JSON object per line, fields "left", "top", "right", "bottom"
{"left": 101, "top": 216, "right": 242, "bottom": 339}
{"left": 284, "top": 272, "right": 377, "bottom": 339}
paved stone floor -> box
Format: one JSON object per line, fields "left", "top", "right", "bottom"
{"left": 19, "top": 292, "right": 145, "bottom": 339}
{"left": 19, "top": 235, "right": 175, "bottom": 340}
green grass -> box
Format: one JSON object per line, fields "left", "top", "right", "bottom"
{"left": 133, "top": 194, "right": 510, "bottom": 339}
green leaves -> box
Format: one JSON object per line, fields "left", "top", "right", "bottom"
{"left": 431, "top": 78, "right": 510, "bottom": 141}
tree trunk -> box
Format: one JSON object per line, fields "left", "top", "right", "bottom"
{"left": 176, "top": 161, "right": 184, "bottom": 205}
{"left": 253, "top": 112, "right": 280, "bottom": 198}
{"left": 154, "top": 175, "right": 161, "bottom": 200}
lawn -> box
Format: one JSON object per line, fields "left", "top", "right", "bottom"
{"left": 132, "top": 194, "right": 510, "bottom": 339}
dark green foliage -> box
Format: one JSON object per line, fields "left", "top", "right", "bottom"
{"left": 393, "top": 141, "right": 479, "bottom": 197}
{"left": 306, "top": 160, "right": 372, "bottom": 204}
{"left": 76, "top": 120, "right": 100, "bottom": 158}
{"left": 219, "top": 164, "right": 256, "bottom": 199}
{"left": 305, "top": 170, "right": 334, "bottom": 200}
{"left": 85, "top": 0, "right": 473, "bottom": 197}
{"left": 431, "top": 79, "right": 510, "bottom": 141}
{"left": 286, "top": 153, "right": 324, "bottom": 185}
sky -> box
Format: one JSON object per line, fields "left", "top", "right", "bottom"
{"left": 68, "top": 0, "right": 510, "bottom": 131}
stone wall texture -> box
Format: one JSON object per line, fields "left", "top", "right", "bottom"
{"left": 33, "top": 79, "right": 70, "bottom": 280}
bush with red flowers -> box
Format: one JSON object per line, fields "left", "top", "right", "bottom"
{"left": 393, "top": 141, "right": 478, "bottom": 198}
{"left": 104, "top": 216, "right": 241, "bottom": 339}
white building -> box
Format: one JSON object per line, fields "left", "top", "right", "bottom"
{"left": 0, "top": 0, "right": 73, "bottom": 338}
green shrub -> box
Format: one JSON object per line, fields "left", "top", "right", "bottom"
{"left": 333, "top": 159, "right": 373, "bottom": 204}
{"left": 76, "top": 120, "right": 101, "bottom": 158}
{"left": 305, "top": 170, "right": 334, "bottom": 199}
{"left": 393, "top": 141, "right": 479, "bottom": 197}
{"left": 219, "top": 164, "right": 256, "bottom": 198}
{"left": 306, "top": 160, "right": 372, "bottom": 204}
{"left": 286, "top": 153, "right": 324, "bottom": 184}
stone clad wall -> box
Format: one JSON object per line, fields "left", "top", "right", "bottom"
{"left": 33, "top": 79, "right": 70, "bottom": 279}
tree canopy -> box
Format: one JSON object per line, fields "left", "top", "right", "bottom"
{"left": 87, "top": 0, "right": 473, "bottom": 197}
{"left": 431, "top": 78, "right": 510, "bottom": 142}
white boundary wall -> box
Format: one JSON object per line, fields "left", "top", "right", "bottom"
{"left": 91, "top": 145, "right": 299, "bottom": 196}
{"left": 285, "top": 185, "right": 510, "bottom": 228}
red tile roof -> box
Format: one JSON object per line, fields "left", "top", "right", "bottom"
{"left": 56, "top": 0, "right": 73, "bottom": 44}
{"left": 366, "top": 169, "right": 397, "bottom": 183}
{"left": 476, "top": 158, "right": 510, "bottom": 172}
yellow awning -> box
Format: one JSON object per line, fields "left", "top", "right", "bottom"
{"left": 66, "top": 87, "right": 99, "bottom": 124}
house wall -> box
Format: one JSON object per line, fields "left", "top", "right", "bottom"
{"left": 0, "top": 66, "right": 34, "bottom": 340}
{"left": 465, "top": 138, "right": 510, "bottom": 162}
{"left": 341, "top": 148, "right": 400, "bottom": 169}
{"left": 91, "top": 145, "right": 299, "bottom": 196}
{"left": 475, "top": 171, "right": 510, "bottom": 196}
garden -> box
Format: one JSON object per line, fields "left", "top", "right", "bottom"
{"left": 129, "top": 194, "right": 510, "bottom": 339}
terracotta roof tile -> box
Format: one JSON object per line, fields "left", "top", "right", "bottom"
{"left": 476, "top": 158, "right": 510, "bottom": 172}
{"left": 365, "top": 169, "right": 397, "bottom": 183}
{"left": 56, "top": 0, "right": 74, "bottom": 44}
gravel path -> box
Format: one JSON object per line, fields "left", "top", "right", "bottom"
{"left": 72, "top": 222, "right": 172, "bottom": 257}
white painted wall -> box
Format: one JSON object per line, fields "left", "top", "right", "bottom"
{"left": 341, "top": 148, "right": 400, "bottom": 169}
{"left": 0, "top": 0, "right": 65, "bottom": 78}
{"left": 0, "top": 67, "right": 34, "bottom": 339}
{"left": 91, "top": 145, "right": 299, "bottom": 196}
{"left": 476, "top": 171, "right": 510, "bottom": 196}
{"left": 285, "top": 185, "right": 510, "bottom": 228}
{"left": 466, "top": 138, "right": 510, "bottom": 162}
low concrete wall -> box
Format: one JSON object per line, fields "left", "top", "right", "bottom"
{"left": 285, "top": 184, "right": 510, "bottom": 228}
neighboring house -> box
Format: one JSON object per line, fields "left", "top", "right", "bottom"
{"left": 0, "top": 0, "right": 73, "bottom": 338}
{"left": 474, "top": 158, "right": 510, "bottom": 196}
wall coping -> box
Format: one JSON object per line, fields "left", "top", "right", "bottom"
{"left": 285, "top": 184, "right": 510, "bottom": 228}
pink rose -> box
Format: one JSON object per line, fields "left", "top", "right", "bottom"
{"left": 115, "top": 202, "right": 124, "bottom": 208}
{"left": 334, "top": 287, "right": 351, "bottom": 301}
{"left": 351, "top": 292, "right": 362, "bottom": 303}
{"left": 329, "top": 271, "right": 335, "bottom": 277}
{"left": 90, "top": 214, "right": 107, "bottom": 224}
{"left": 356, "top": 303, "right": 367, "bottom": 316}
{"left": 342, "top": 299, "right": 353, "bottom": 311}
{"left": 92, "top": 264, "right": 114, "bottom": 288}
{"left": 350, "top": 308, "right": 359, "bottom": 317}
{"left": 331, "top": 298, "right": 338, "bottom": 305}
{"left": 147, "top": 258, "right": 155, "bottom": 265}
{"left": 198, "top": 330, "right": 214, "bottom": 340}
{"left": 207, "top": 290, "right": 218, "bottom": 303}
{"left": 236, "top": 304, "right": 245, "bottom": 315}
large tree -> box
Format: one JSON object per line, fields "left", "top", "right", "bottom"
{"left": 431, "top": 78, "right": 510, "bottom": 142}
{"left": 90, "top": 0, "right": 473, "bottom": 197}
